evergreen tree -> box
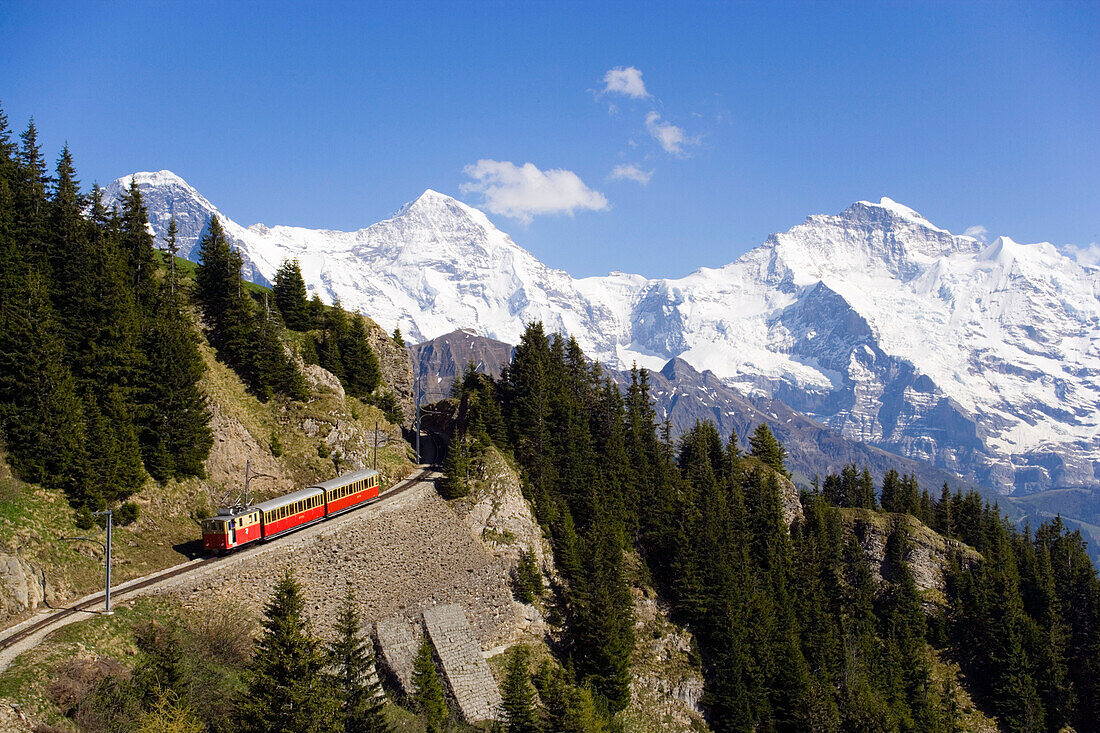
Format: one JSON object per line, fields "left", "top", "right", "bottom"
{"left": 133, "top": 621, "right": 186, "bottom": 705}
{"left": 411, "top": 636, "right": 447, "bottom": 733}
{"left": 392, "top": 327, "right": 404, "bottom": 347}
{"left": 196, "top": 216, "right": 252, "bottom": 365}
{"left": 535, "top": 662, "right": 606, "bottom": 733}
{"left": 749, "top": 423, "right": 788, "bottom": 475}
{"left": 139, "top": 265, "right": 212, "bottom": 482}
{"left": 500, "top": 645, "right": 539, "bottom": 733}
{"left": 439, "top": 434, "right": 471, "bottom": 499}
{"left": 880, "top": 470, "right": 901, "bottom": 514}
{"left": 162, "top": 217, "right": 180, "bottom": 296}
{"left": 339, "top": 314, "right": 381, "bottom": 398}
{"left": 0, "top": 268, "right": 86, "bottom": 499}
{"left": 119, "top": 177, "right": 158, "bottom": 312}
{"left": 570, "top": 511, "right": 635, "bottom": 713}
{"left": 274, "top": 258, "right": 310, "bottom": 330}
{"left": 196, "top": 216, "right": 305, "bottom": 400}
{"left": 328, "top": 589, "right": 389, "bottom": 733}
{"left": 513, "top": 548, "right": 544, "bottom": 604}
{"left": 237, "top": 570, "right": 339, "bottom": 733}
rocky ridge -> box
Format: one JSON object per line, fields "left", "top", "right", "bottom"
{"left": 104, "top": 173, "right": 1100, "bottom": 497}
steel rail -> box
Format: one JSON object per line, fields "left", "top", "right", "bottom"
{"left": 0, "top": 463, "right": 437, "bottom": 655}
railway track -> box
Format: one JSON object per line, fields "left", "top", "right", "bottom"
{"left": 0, "top": 462, "right": 438, "bottom": 666}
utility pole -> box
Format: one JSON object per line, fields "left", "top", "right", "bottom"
{"left": 374, "top": 421, "right": 379, "bottom": 470}
{"left": 415, "top": 370, "right": 422, "bottom": 464}
{"left": 91, "top": 510, "right": 113, "bottom": 615}
{"left": 60, "top": 510, "right": 114, "bottom": 615}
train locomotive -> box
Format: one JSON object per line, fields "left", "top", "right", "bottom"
{"left": 201, "top": 468, "right": 381, "bottom": 552}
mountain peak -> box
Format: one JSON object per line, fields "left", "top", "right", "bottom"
{"left": 110, "top": 169, "right": 194, "bottom": 191}
{"left": 396, "top": 187, "right": 482, "bottom": 220}
{"left": 838, "top": 196, "right": 947, "bottom": 234}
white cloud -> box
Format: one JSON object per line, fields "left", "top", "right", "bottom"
{"left": 963, "top": 225, "right": 989, "bottom": 242}
{"left": 602, "top": 66, "right": 649, "bottom": 98}
{"left": 1061, "top": 242, "right": 1100, "bottom": 268}
{"left": 645, "top": 111, "right": 695, "bottom": 155}
{"left": 461, "top": 160, "right": 609, "bottom": 224}
{"left": 609, "top": 164, "right": 653, "bottom": 186}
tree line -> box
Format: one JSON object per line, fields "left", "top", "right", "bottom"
{"left": 444, "top": 322, "right": 1100, "bottom": 733}
{"left": 0, "top": 104, "right": 402, "bottom": 525}
{"left": 0, "top": 104, "right": 212, "bottom": 523}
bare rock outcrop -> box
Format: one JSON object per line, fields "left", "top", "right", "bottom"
{"left": 302, "top": 364, "right": 345, "bottom": 398}
{"left": 0, "top": 554, "right": 53, "bottom": 620}
{"left": 362, "top": 317, "right": 415, "bottom": 425}
{"left": 625, "top": 559, "right": 708, "bottom": 732}
{"left": 843, "top": 508, "right": 980, "bottom": 595}
{"left": 450, "top": 448, "right": 555, "bottom": 644}
{"left": 776, "top": 472, "right": 804, "bottom": 528}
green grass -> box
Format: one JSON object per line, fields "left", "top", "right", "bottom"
{"left": 0, "top": 311, "right": 414, "bottom": 629}
{"left": 0, "top": 596, "right": 172, "bottom": 726}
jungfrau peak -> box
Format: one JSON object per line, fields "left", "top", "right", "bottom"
{"left": 104, "top": 172, "right": 1100, "bottom": 495}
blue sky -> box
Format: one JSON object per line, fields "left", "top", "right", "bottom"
{"left": 1, "top": 0, "right": 1096, "bottom": 277}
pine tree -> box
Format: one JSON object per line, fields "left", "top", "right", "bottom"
{"left": 237, "top": 570, "right": 339, "bottom": 733}
{"left": 392, "top": 327, "right": 404, "bottom": 347}
{"left": 163, "top": 217, "right": 180, "bottom": 296}
{"left": 749, "top": 423, "right": 788, "bottom": 476}
{"left": 0, "top": 268, "right": 87, "bottom": 499}
{"left": 328, "top": 589, "right": 389, "bottom": 733}
{"left": 138, "top": 282, "right": 212, "bottom": 481}
{"left": 880, "top": 470, "right": 901, "bottom": 513}
{"left": 196, "top": 216, "right": 305, "bottom": 400}
{"left": 133, "top": 621, "right": 186, "bottom": 705}
{"left": 500, "top": 645, "right": 539, "bottom": 733}
{"left": 119, "top": 177, "right": 158, "bottom": 313}
{"left": 196, "top": 216, "right": 252, "bottom": 364}
{"left": 439, "top": 434, "right": 471, "bottom": 499}
{"left": 274, "top": 258, "right": 310, "bottom": 331}
{"left": 570, "top": 511, "right": 635, "bottom": 713}
{"left": 340, "top": 315, "right": 381, "bottom": 397}
{"left": 411, "top": 636, "right": 447, "bottom": 733}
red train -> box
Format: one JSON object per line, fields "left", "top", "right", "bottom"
{"left": 201, "top": 469, "right": 381, "bottom": 552}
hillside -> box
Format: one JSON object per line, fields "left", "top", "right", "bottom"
{"left": 0, "top": 308, "right": 414, "bottom": 627}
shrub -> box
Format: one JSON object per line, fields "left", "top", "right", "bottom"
{"left": 116, "top": 502, "right": 140, "bottom": 526}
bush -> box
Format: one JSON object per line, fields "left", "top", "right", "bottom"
{"left": 117, "top": 502, "right": 140, "bottom": 526}
{"left": 75, "top": 509, "right": 96, "bottom": 531}
{"left": 371, "top": 389, "right": 405, "bottom": 426}
{"left": 270, "top": 431, "right": 283, "bottom": 457}
{"left": 317, "top": 443, "right": 330, "bottom": 459}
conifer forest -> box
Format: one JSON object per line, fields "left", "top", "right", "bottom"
{"left": 3, "top": 101, "right": 1100, "bottom": 733}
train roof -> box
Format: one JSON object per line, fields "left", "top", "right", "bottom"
{"left": 254, "top": 486, "right": 325, "bottom": 512}
{"left": 308, "top": 468, "right": 379, "bottom": 491}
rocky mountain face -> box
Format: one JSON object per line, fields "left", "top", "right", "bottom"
{"left": 105, "top": 172, "right": 1100, "bottom": 495}
{"left": 412, "top": 330, "right": 969, "bottom": 491}
{"left": 407, "top": 330, "right": 514, "bottom": 399}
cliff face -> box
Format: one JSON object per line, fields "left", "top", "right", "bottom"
{"left": 841, "top": 508, "right": 980, "bottom": 595}
{"left": 362, "top": 316, "right": 415, "bottom": 426}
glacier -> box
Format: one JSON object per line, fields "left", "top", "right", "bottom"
{"left": 103, "top": 171, "right": 1100, "bottom": 494}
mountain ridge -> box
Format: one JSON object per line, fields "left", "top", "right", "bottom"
{"left": 103, "top": 171, "right": 1100, "bottom": 495}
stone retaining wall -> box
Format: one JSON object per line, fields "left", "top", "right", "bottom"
{"left": 422, "top": 604, "right": 501, "bottom": 722}
{"left": 157, "top": 480, "right": 517, "bottom": 646}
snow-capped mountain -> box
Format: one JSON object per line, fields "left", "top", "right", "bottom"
{"left": 104, "top": 171, "right": 1100, "bottom": 495}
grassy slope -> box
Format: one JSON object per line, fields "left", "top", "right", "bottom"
{"left": 0, "top": 307, "right": 413, "bottom": 631}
